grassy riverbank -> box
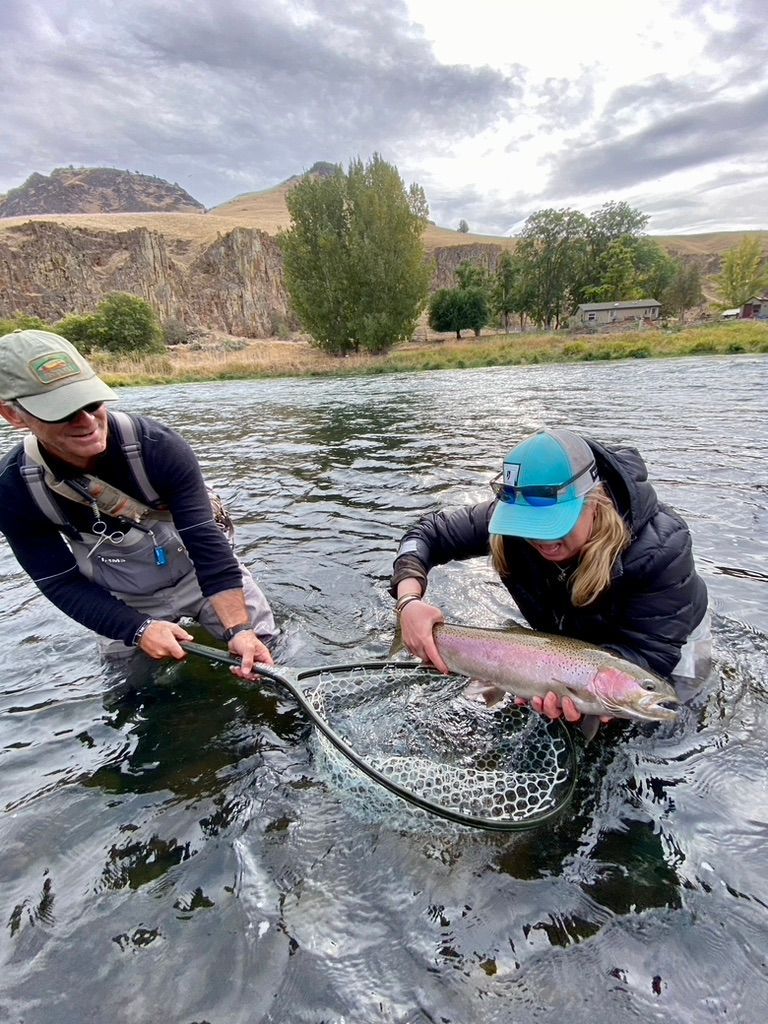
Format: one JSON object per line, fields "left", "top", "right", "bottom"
{"left": 92, "top": 321, "right": 768, "bottom": 388}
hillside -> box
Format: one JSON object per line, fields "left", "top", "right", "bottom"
{"left": 0, "top": 167, "right": 205, "bottom": 217}
{"left": 0, "top": 163, "right": 766, "bottom": 338}
{"left": 2, "top": 163, "right": 764, "bottom": 256}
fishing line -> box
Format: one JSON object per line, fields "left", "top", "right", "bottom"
{"left": 181, "top": 642, "right": 578, "bottom": 831}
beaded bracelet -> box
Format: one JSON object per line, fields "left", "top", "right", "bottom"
{"left": 394, "top": 594, "right": 423, "bottom": 616}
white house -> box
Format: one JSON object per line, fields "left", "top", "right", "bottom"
{"left": 575, "top": 299, "right": 661, "bottom": 326}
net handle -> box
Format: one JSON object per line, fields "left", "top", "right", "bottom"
{"left": 181, "top": 641, "right": 577, "bottom": 832}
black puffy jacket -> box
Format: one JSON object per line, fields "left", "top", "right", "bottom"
{"left": 389, "top": 439, "right": 708, "bottom": 678}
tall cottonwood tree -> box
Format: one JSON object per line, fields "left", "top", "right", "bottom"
{"left": 491, "top": 252, "right": 519, "bottom": 332}
{"left": 662, "top": 261, "right": 704, "bottom": 320}
{"left": 714, "top": 236, "right": 768, "bottom": 308}
{"left": 280, "top": 155, "right": 430, "bottom": 354}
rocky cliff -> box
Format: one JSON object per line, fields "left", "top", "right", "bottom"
{"left": 430, "top": 242, "right": 505, "bottom": 288}
{"left": 0, "top": 220, "right": 291, "bottom": 337}
{"left": 0, "top": 168, "right": 205, "bottom": 217}
{"left": 0, "top": 216, "right": 730, "bottom": 339}
{"left": 0, "top": 218, "right": 511, "bottom": 337}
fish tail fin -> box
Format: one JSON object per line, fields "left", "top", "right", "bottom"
{"left": 579, "top": 715, "right": 601, "bottom": 742}
{"left": 388, "top": 621, "right": 406, "bottom": 659}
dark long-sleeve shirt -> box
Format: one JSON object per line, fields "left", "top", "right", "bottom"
{"left": 0, "top": 413, "right": 243, "bottom": 645}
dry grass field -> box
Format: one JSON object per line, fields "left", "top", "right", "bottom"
{"left": 89, "top": 320, "right": 768, "bottom": 389}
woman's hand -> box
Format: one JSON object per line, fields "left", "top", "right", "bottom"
{"left": 399, "top": 599, "right": 449, "bottom": 673}
{"left": 517, "top": 691, "right": 613, "bottom": 726}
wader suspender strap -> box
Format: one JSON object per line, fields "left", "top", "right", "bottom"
{"left": 109, "top": 410, "right": 162, "bottom": 505}
{"left": 19, "top": 454, "right": 77, "bottom": 535}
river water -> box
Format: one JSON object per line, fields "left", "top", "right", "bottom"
{"left": 1, "top": 355, "right": 767, "bottom": 1023}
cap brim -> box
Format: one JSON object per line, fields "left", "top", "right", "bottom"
{"left": 489, "top": 495, "right": 585, "bottom": 541}
{"left": 17, "top": 377, "right": 117, "bottom": 422}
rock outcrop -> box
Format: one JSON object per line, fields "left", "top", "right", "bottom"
{"left": 0, "top": 216, "right": 730, "bottom": 339}
{"left": 0, "top": 168, "right": 205, "bottom": 218}
{"left": 0, "top": 220, "right": 291, "bottom": 337}
{"left": 430, "top": 242, "right": 506, "bottom": 289}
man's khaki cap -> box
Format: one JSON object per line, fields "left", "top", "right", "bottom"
{"left": 0, "top": 329, "right": 117, "bottom": 421}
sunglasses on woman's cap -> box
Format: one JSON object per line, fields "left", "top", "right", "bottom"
{"left": 490, "top": 462, "right": 599, "bottom": 507}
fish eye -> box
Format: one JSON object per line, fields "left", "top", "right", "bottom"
{"left": 641, "top": 680, "right": 658, "bottom": 692}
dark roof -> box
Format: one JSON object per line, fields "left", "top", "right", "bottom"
{"left": 577, "top": 299, "right": 660, "bottom": 311}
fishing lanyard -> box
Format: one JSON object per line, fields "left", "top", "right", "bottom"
{"left": 65, "top": 477, "right": 168, "bottom": 566}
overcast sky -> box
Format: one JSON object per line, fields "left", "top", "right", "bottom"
{"left": 2, "top": 0, "right": 766, "bottom": 236}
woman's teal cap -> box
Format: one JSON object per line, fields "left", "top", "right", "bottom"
{"left": 488, "top": 429, "right": 598, "bottom": 541}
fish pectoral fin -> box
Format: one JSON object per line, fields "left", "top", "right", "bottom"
{"left": 387, "top": 622, "right": 406, "bottom": 659}
{"left": 579, "top": 715, "right": 601, "bottom": 743}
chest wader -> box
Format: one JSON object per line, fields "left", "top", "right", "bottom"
{"left": 20, "top": 410, "right": 225, "bottom": 603}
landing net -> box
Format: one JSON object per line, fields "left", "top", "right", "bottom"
{"left": 297, "top": 661, "right": 577, "bottom": 831}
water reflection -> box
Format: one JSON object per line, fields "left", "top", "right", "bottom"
{"left": 1, "top": 356, "right": 767, "bottom": 1023}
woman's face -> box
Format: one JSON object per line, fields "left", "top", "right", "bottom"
{"left": 527, "top": 500, "right": 596, "bottom": 563}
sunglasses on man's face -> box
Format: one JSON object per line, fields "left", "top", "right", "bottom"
{"left": 490, "top": 463, "right": 598, "bottom": 507}
{"left": 47, "top": 402, "right": 105, "bottom": 424}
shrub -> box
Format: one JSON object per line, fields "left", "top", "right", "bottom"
{"left": 97, "top": 293, "right": 163, "bottom": 353}
{"left": 162, "top": 317, "right": 189, "bottom": 346}
{"left": 55, "top": 313, "right": 104, "bottom": 354}
{"left": 0, "top": 314, "right": 50, "bottom": 335}
{"left": 562, "top": 342, "right": 589, "bottom": 359}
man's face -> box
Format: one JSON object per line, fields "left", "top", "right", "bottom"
{"left": 0, "top": 401, "right": 109, "bottom": 468}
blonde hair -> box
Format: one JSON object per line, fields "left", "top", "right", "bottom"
{"left": 490, "top": 485, "right": 630, "bottom": 607}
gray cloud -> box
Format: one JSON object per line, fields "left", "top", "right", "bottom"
{"left": 547, "top": 87, "right": 768, "bottom": 196}
{"left": 1, "top": 0, "right": 521, "bottom": 206}
{"left": 1, "top": 0, "right": 766, "bottom": 235}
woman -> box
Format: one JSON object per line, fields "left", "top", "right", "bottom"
{"left": 390, "top": 428, "right": 709, "bottom": 725}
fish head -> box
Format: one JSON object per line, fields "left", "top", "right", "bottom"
{"left": 591, "top": 666, "right": 679, "bottom": 722}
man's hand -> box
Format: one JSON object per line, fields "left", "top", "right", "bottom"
{"left": 227, "top": 628, "right": 274, "bottom": 679}
{"left": 137, "top": 620, "right": 194, "bottom": 659}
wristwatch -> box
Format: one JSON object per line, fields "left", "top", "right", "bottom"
{"left": 223, "top": 622, "right": 253, "bottom": 642}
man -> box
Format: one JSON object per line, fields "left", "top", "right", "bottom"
{"left": 0, "top": 328, "right": 276, "bottom": 676}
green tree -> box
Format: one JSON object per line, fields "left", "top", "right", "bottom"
{"left": 661, "top": 260, "right": 704, "bottom": 320}
{"left": 455, "top": 261, "right": 491, "bottom": 292}
{"left": 632, "top": 237, "right": 677, "bottom": 301}
{"left": 582, "top": 239, "right": 640, "bottom": 302}
{"left": 457, "top": 219, "right": 469, "bottom": 233}
{"left": 586, "top": 201, "right": 649, "bottom": 260}
{"left": 428, "top": 286, "right": 488, "bottom": 338}
{"left": 407, "top": 183, "right": 430, "bottom": 221}
{"left": 714, "top": 236, "right": 768, "bottom": 308}
{"left": 280, "top": 154, "right": 430, "bottom": 354}
{"left": 515, "top": 208, "right": 590, "bottom": 328}
{"left": 491, "top": 252, "right": 518, "bottom": 332}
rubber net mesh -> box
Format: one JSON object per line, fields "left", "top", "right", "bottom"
{"left": 299, "top": 663, "right": 576, "bottom": 829}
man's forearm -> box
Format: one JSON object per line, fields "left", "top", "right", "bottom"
{"left": 208, "top": 588, "right": 250, "bottom": 632}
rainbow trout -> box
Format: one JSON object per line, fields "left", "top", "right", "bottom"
{"left": 392, "top": 622, "right": 678, "bottom": 739}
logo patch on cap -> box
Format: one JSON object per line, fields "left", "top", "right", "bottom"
{"left": 29, "top": 352, "right": 81, "bottom": 384}
{"left": 503, "top": 463, "right": 520, "bottom": 486}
